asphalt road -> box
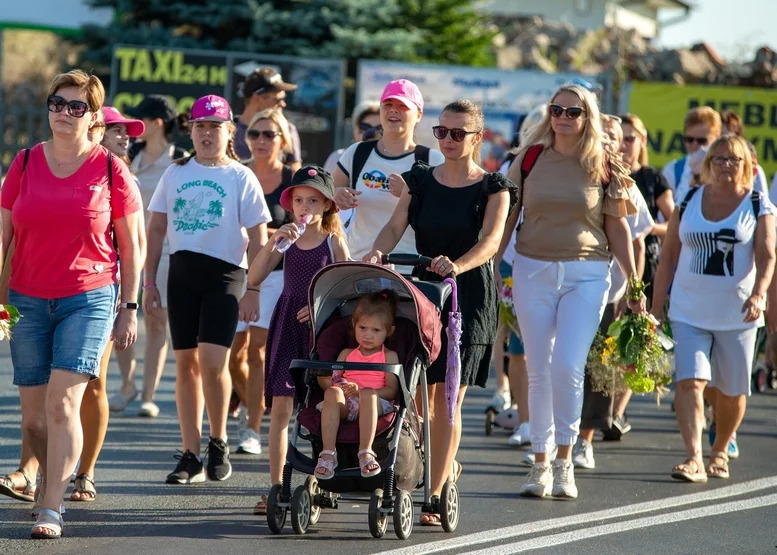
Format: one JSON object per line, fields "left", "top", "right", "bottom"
{"left": 1, "top": 323, "right": 776, "bottom": 555}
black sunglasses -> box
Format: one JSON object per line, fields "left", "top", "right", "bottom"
{"left": 47, "top": 95, "right": 89, "bottom": 118}
{"left": 548, "top": 104, "right": 585, "bottom": 120}
{"left": 358, "top": 121, "right": 382, "bottom": 132}
{"left": 683, "top": 136, "right": 709, "bottom": 146}
{"left": 432, "top": 126, "right": 480, "bottom": 142}
{"left": 247, "top": 129, "right": 281, "bottom": 140}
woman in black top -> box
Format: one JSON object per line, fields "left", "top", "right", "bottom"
{"left": 366, "top": 100, "right": 516, "bottom": 526}
{"left": 229, "top": 108, "right": 294, "bottom": 476}
{"left": 620, "top": 113, "right": 675, "bottom": 303}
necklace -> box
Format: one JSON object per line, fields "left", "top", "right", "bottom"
{"left": 197, "top": 156, "right": 228, "bottom": 167}
{"left": 378, "top": 139, "right": 413, "bottom": 157}
{"left": 52, "top": 144, "right": 91, "bottom": 168}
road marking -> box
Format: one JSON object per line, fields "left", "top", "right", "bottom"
{"left": 373, "top": 476, "right": 777, "bottom": 555}
{"left": 459, "top": 493, "right": 777, "bottom": 555}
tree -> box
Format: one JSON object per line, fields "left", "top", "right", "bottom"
{"left": 72, "top": 0, "right": 494, "bottom": 70}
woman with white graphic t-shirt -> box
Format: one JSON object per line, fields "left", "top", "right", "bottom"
{"left": 333, "top": 80, "right": 444, "bottom": 264}
{"left": 651, "top": 134, "right": 775, "bottom": 484}
{"left": 144, "top": 95, "right": 271, "bottom": 485}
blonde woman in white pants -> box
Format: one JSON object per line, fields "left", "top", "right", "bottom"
{"left": 501, "top": 84, "right": 645, "bottom": 499}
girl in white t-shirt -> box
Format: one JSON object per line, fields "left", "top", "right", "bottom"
{"left": 144, "top": 95, "right": 271, "bottom": 486}
{"left": 332, "top": 80, "right": 444, "bottom": 266}
{"left": 651, "top": 135, "right": 775, "bottom": 483}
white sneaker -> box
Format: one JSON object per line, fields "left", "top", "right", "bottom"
{"left": 237, "top": 428, "right": 262, "bottom": 455}
{"left": 508, "top": 422, "right": 531, "bottom": 447}
{"left": 572, "top": 439, "right": 595, "bottom": 469}
{"left": 487, "top": 390, "right": 511, "bottom": 412}
{"left": 519, "top": 462, "right": 553, "bottom": 497}
{"left": 552, "top": 460, "right": 578, "bottom": 499}
{"left": 520, "top": 446, "right": 557, "bottom": 467}
{"left": 137, "top": 401, "right": 160, "bottom": 418}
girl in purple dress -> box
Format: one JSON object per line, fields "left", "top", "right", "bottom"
{"left": 247, "top": 166, "right": 349, "bottom": 514}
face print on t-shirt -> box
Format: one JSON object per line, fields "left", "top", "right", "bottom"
{"left": 686, "top": 228, "right": 740, "bottom": 277}
{"left": 172, "top": 179, "right": 227, "bottom": 234}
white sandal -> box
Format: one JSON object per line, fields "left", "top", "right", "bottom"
{"left": 314, "top": 450, "right": 338, "bottom": 480}
{"left": 31, "top": 508, "right": 63, "bottom": 539}
{"left": 358, "top": 449, "right": 382, "bottom": 478}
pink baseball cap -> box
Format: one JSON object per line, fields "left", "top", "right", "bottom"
{"left": 190, "top": 95, "right": 233, "bottom": 123}
{"left": 380, "top": 79, "right": 424, "bottom": 111}
{"left": 102, "top": 106, "right": 145, "bottom": 137}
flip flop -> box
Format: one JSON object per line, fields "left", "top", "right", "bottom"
{"left": 0, "top": 469, "right": 35, "bottom": 502}
{"left": 254, "top": 495, "right": 268, "bottom": 516}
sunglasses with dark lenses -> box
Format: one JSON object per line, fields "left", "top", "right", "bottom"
{"left": 683, "top": 136, "right": 708, "bottom": 146}
{"left": 362, "top": 126, "right": 383, "bottom": 141}
{"left": 246, "top": 129, "right": 281, "bottom": 140}
{"left": 47, "top": 95, "right": 89, "bottom": 118}
{"left": 358, "top": 121, "right": 382, "bottom": 132}
{"left": 432, "top": 126, "right": 480, "bottom": 142}
{"left": 548, "top": 104, "right": 585, "bottom": 120}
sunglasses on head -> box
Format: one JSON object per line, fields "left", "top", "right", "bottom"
{"left": 683, "top": 136, "right": 708, "bottom": 146}
{"left": 247, "top": 129, "right": 281, "bottom": 140}
{"left": 548, "top": 104, "right": 585, "bottom": 120}
{"left": 432, "top": 126, "right": 480, "bottom": 142}
{"left": 47, "top": 95, "right": 89, "bottom": 118}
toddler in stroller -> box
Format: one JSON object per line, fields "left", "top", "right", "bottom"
{"left": 266, "top": 256, "right": 461, "bottom": 539}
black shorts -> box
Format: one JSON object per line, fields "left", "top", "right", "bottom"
{"left": 167, "top": 250, "right": 245, "bottom": 350}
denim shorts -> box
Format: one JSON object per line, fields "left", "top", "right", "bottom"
{"left": 498, "top": 260, "right": 525, "bottom": 356}
{"left": 9, "top": 284, "right": 118, "bottom": 386}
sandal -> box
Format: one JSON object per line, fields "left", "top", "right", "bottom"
{"left": 31, "top": 508, "right": 63, "bottom": 540}
{"left": 0, "top": 469, "right": 36, "bottom": 502}
{"left": 253, "top": 494, "right": 268, "bottom": 515}
{"left": 671, "top": 458, "right": 708, "bottom": 483}
{"left": 420, "top": 512, "right": 442, "bottom": 526}
{"left": 314, "top": 450, "right": 339, "bottom": 480}
{"left": 357, "top": 449, "right": 381, "bottom": 478}
{"left": 450, "top": 460, "right": 462, "bottom": 483}
{"left": 707, "top": 451, "right": 730, "bottom": 479}
{"left": 70, "top": 474, "right": 96, "bottom": 502}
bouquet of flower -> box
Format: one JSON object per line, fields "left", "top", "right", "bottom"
{"left": 498, "top": 276, "right": 521, "bottom": 337}
{"left": 0, "top": 304, "right": 21, "bottom": 341}
{"left": 587, "top": 277, "right": 674, "bottom": 400}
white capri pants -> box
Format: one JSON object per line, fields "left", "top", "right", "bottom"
{"left": 235, "top": 270, "right": 284, "bottom": 332}
{"left": 512, "top": 253, "right": 610, "bottom": 453}
{"left": 671, "top": 321, "right": 758, "bottom": 397}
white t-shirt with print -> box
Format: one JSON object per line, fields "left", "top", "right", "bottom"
{"left": 669, "top": 187, "right": 773, "bottom": 330}
{"left": 148, "top": 159, "right": 271, "bottom": 268}
{"left": 338, "top": 142, "right": 445, "bottom": 261}
{"left": 608, "top": 183, "right": 655, "bottom": 304}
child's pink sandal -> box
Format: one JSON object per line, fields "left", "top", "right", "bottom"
{"left": 358, "top": 449, "right": 382, "bottom": 478}
{"left": 314, "top": 450, "right": 338, "bottom": 480}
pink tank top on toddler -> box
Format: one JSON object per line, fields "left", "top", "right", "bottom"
{"left": 344, "top": 346, "right": 388, "bottom": 390}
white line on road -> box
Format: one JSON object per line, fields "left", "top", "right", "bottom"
{"left": 373, "top": 476, "right": 777, "bottom": 555}
{"left": 458, "top": 493, "right": 777, "bottom": 555}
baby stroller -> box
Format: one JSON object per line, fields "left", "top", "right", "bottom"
{"left": 266, "top": 254, "right": 461, "bottom": 539}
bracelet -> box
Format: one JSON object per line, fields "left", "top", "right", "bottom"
{"left": 143, "top": 283, "right": 157, "bottom": 289}
{"left": 247, "top": 287, "right": 260, "bottom": 293}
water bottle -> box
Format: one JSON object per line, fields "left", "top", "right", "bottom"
{"left": 276, "top": 214, "right": 311, "bottom": 254}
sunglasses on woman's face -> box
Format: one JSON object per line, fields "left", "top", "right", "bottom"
{"left": 358, "top": 122, "right": 382, "bottom": 133}
{"left": 683, "top": 136, "right": 708, "bottom": 146}
{"left": 47, "top": 95, "right": 89, "bottom": 118}
{"left": 548, "top": 104, "right": 585, "bottom": 120}
{"left": 247, "top": 129, "right": 281, "bottom": 141}
{"left": 432, "top": 126, "right": 480, "bottom": 142}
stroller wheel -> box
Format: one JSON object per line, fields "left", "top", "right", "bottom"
{"left": 485, "top": 410, "right": 495, "bottom": 436}
{"left": 440, "top": 481, "right": 460, "bottom": 533}
{"left": 291, "top": 485, "right": 311, "bottom": 535}
{"left": 392, "top": 490, "right": 413, "bottom": 540}
{"left": 266, "top": 484, "right": 287, "bottom": 534}
{"left": 305, "top": 476, "right": 322, "bottom": 525}
{"left": 368, "top": 489, "right": 388, "bottom": 539}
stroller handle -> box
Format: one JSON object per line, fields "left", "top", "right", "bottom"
{"left": 381, "top": 253, "right": 434, "bottom": 268}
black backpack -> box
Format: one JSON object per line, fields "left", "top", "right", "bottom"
{"left": 678, "top": 186, "right": 761, "bottom": 221}
{"left": 349, "top": 140, "right": 430, "bottom": 189}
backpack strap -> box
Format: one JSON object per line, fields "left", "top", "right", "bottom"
{"left": 107, "top": 152, "right": 113, "bottom": 191}
{"left": 23, "top": 148, "right": 30, "bottom": 172}
{"left": 673, "top": 157, "right": 686, "bottom": 190}
{"left": 413, "top": 145, "right": 430, "bottom": 164}
{"left": 751, "top": 190, "right": 761, "bottom": 218}
{"left": 281, "top": 165, "right": 294, "bottom": 187}
{"left": 520, "top": 144, "right": 543, "bottom": 184}
{"left": 350, "top": 140, "right": 379, "bottom": 189}
{"left": 678, "top": 186, "right": 700, "bottom": 221}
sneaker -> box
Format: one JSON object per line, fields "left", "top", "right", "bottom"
{"left": 552, "top": 460, "right": 578, "bottom": 499}
{"left": 206, "top": 437, "right": 232, "bottom": 481}
{"left": 237, "top": 428, "right": 262, "bottom": 455}
{"left": 487, "top": 389, "right": 511, "bottom": 412}
{"left": 520, "top": 446, "right": 557, "bottom": 467}
{"left": 166, "top": 451, "right": 205, "bottom": 484}
{"left": 572, "top": 439, "right": 595, "bottom": 469}
{"left": 519, "top": 463, "right": 553, "bottom": 497}
{"left": 508, "top": 422, "right": 531, "bottom": 447}
{"left": 728, "top": 434, "right": 740, "bottom": 459}
{"left": 602, "top": 414, "right": 632, "bottom": 441}
{"left": 137, "top": 401, "right": 160, "bottom": 418}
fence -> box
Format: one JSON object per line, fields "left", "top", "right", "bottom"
{"left": 0, "top": 85, "right": 49, "bottom": 173}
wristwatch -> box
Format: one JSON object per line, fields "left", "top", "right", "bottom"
{"left": 119, "top": 302, "right": 139, "bottom": 310}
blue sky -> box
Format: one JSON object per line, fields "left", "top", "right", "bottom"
{"left": 657, "top": 0, "right": 776, "bottom": 61}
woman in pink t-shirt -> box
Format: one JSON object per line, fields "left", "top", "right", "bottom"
{"left": 0, "top": 70, "right": 144, "bottom": 540}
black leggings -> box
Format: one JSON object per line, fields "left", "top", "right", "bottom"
{"left": 167, "top": 250, "right": 245, "bottom": 350}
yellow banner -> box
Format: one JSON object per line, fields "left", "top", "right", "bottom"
{"left": 628, "top": 82, "right": 777, "bottom": 182}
